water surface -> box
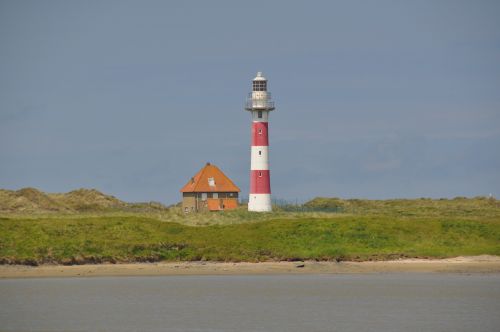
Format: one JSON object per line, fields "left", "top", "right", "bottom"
{"left": 1, "top": 273, "right": 499, "bottom": 331}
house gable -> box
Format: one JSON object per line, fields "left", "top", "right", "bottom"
{"left": 180, "top": 163, "right": 241, "bottom": 193}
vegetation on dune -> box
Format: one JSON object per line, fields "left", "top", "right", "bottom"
{"left": 0, "top": 188, "right": 168, "bottom": 214}
{"left": 304, "top": 196, "right": 500, "bottom": 218}
{"left": 1, "top": 213, "right": 499, "bottom": 265}
{"left": 1, "top": 188, "right": 499, "bottom": 265}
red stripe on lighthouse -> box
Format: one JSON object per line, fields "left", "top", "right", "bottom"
{"left": 250, "top": 170, "right": 271, "bottom": 194}
{"left": 251, "top": 122, "right": 269, "bottom": 146}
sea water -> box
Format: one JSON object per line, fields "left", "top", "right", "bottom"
{"left": 1, "top": 273, "right": 499, "bottom": 331}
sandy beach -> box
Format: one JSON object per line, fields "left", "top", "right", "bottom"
{"left": 0, "top": 255, "right": 499, "bottom": 278}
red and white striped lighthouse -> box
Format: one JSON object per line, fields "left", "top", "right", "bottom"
{"left": 245, "top": 72, "right": 275, "bottom": 212}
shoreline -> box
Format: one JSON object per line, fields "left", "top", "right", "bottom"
{"left": 1, "top": 255, "right": 500, "bottom": 278}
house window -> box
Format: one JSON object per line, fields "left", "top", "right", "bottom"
{"left": 184, "top": 207, "right": 188, "bottom": 213}
{"left": 208, "top": 177, "right": 215, "bottom": 187}
{"left": 213, "top": 193, "right": 218, "bottom": 199}
{"left": 201, "top": 193, "right": 207, "bottom": 201}
{"left": 258, "top": 111, "right": 262, "bottom": 118}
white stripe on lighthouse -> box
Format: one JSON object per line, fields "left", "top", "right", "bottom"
{"left": 251, "top": 112, "right": 269, "bottom": 122}
{"left": 248, "top": 194, "right": 272, "bottom": 212}
{"left": 250, "top": 146, "right": 269, "bottom": 170}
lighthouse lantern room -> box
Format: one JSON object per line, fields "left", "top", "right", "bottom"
{"left": 245, "top": 72, "right": 275, "bottom": 212}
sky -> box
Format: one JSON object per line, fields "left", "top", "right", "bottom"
{"left": 0, "top": 0, "right": 499, "bottom": 204}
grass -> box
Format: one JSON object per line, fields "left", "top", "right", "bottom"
{"left": 1, "top": 197, "right": 499, "bottom": 264}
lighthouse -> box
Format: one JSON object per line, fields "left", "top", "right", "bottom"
{"left": 245, "top": 72, "right": 275, "bottom": 212}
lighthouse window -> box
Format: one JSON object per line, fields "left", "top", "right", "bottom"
{"left": 258, "top": 111, "right": 262, "bottom": 118}
{"left": 259, "top": 172, "right": 262, "bottom": 177}
{"left": 252, "top": 81, "right": 267, "bottom": 91}
{"left": 259, "top": 150, "right": 261, "bottom": 155}
{"left": 258, "top": 129, "right": 262, "bottom": 135}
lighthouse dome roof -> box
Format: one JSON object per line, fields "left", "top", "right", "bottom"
{"left": 253, "top": 71, "right": 267, "bottom": 81}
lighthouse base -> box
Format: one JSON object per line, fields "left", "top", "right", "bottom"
{"left": 248, "top": 194, "right": 272, "bottom": 212}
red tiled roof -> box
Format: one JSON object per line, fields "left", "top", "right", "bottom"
{"left": 180, "top": 163, "right": 241, "bottom": 193}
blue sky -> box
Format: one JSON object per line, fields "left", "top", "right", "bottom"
{"left": 1, "top": 1, "right": 499, "bottom": 204}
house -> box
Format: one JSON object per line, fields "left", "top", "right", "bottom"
{"left": 180, "top": 162, "right": 240, "bottom": 212}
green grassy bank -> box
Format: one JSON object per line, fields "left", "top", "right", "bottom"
{"left": 1, "top": 198, "right": 499, "bottom": 264}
